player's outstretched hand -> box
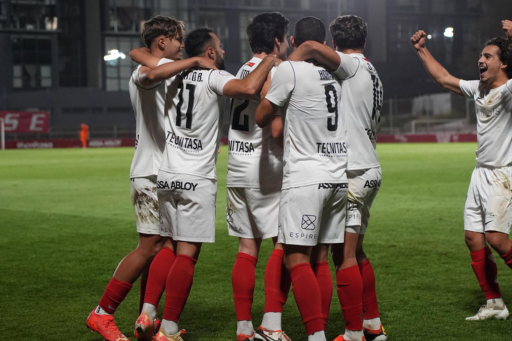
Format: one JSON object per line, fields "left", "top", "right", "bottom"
{"left": 195, "top": 57, "right": 218, "bottom": 70}
{"left": 502, "top": 20, "right": 512, "bottom": 40}
{"left": 411, "top": 30, "right": 428, "bottom": 51}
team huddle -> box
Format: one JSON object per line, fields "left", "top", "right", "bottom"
{"left": 85, "top": 10, "right": 512, "bottom": 341}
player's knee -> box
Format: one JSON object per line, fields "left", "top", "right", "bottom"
{"left": 486, "top": 233, "right": 511, "bottom": 255}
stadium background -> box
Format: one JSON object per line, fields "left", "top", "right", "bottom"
{"left": 1, "top": 0, "right": 512, "bottom": 145}
{"left": 3, "top": 1, "right": 512, "bottom": 341}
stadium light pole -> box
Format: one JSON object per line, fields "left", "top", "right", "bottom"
{"left": 0, "top": 118, "right": 4, "bottom": 150}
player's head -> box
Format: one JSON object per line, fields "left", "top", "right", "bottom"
{"left": 479, "top": 37, "right": 512, "bottom": 82}
{"left": 141, "top": 16, "right": 185, "bottom": 60}
{"left": 330, "top": 15, "right": 367, "bottom": 51}
{"left": 246, "top": 12, "right": 290, "bottom": 60}
{"left": 185, "top": 27, "right": 226, "bottom": 70}
{"left": 291, "top": 16, "right": 326, "bottom": 48}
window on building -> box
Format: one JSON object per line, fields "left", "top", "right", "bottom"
{"left": 107, "top": 0, "right": 148, "bottom": 33}
{"left": 12, "top": 36, "right": 52, "bottom": 88}
{"left": 9, "top": 0, "right": 58, "bottom": 31}
{"left": 104, "top": 36, "right": 140, "bottom": 91}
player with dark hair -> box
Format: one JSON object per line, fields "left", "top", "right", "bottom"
{"left": 288, "top": 14, "right": 386, "bottom": 341}
{"left": 131, "top": 27, "right": 281, "bottom": 341}
{"left": 256, "top": 16, "right": 348, "bottom": 341}
{"left": 226, "top": 12, "right": 292, "bottom": 341}
{"left": 411, "top": 27, "right": 512, "bottom": 321}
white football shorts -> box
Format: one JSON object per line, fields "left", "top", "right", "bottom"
{"left": 157, "top": 171, "right": 217, "bottom": 243}
{"left": 130, "top": 175, "right": 169, "bottom": 236}
{"left": 278, "top": 183, "right": 347, "bottom": 246}
{"left": 464, "top": 166, "right": 512, "bottom": 235}
{"left": 226, "top": 187, "right": 281, "bottom": 239}
{"left": 346, "top": 167, "right": 382, "bottom": 235}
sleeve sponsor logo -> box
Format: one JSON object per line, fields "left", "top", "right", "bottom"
{"left": 245, "top": 62, "right": 255, "bottom": 67}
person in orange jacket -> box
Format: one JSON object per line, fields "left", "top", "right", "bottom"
{"left": 80, "top": 123, "right": 89, "bottom": 149}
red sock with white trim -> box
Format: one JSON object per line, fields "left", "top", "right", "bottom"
{"left": 232, "top": 252, "right": 258, "bottom": 321}
{"left": 162, "top": 254, "right": 196, "bottom": 322}
{"left": 264, "top": 249, "right": 291, "bottom": 313}
{"left": 145, "top": 247, "right": 176, "bottom": 307}
{"left": 290, "top": 263, "right": 324, "bottom": 335}
{"left": 98, "top": 278, "right": 133, "bottom": 314}
{"left": 336, "top": 265, "right": 363, "bottom": 331}
{"left": 312, "top": 262, "right": 332, "bottom": 328}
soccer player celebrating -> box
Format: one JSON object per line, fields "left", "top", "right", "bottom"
{"left": 288, "top": 15, "right": 386, "bottom": 341}
{"left": 411, "top": 29, "right": 512, "bottom": 320}
{"left": 256, "top": 17, "right": 348, "bottom": 341}
{"left": 503, "top": 19, "right": 512, "bottom": 41}
{"left": 226, "top": 12, "right": 292, "bottom": 341}
{"left": 132, "top": 28, "right": 281, "bottom": 341}
{"left": 86, "top": 16, "right": 215, "bottom": 341}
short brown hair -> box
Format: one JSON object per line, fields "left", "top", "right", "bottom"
{"left": 141, "top": 16, "right": 185, "bottom": 48}
{"left": 330, "top": 15, "right": 367, "bottom": 50}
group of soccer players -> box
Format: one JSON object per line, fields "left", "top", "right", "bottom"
{"left": 85, "top": 9, "right": 512, "bottom": 341}
{"left": 85, "top": 11, "right": 386, "bottom": 341}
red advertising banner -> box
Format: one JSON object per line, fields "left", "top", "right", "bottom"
{"left": 0, "top": 111, "right": 50, "bottom": 133}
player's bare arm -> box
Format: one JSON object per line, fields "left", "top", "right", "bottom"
{"left": 288, "top": 40, "right": 341, "bottom": 70}
{"left": 503, "top": 20, "right": 512, "bottom": 41}
{"left": 270, "top": 115, "right": 283, "bottom": 147}
{"left": 255, "top": 98, "right": 280, "bottom": 128}
{"left": 140, "top": 57, "right": 217, "bottom": 86}
{"left": 223, "top": 56, "right": 282, "bottom": 99}
{"left": 129, "top": 47, "right": 162, "bottom": 68}
{"left": 411, "top": 30, "right": 462, "bottom": 96}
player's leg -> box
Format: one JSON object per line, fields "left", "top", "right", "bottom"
{"left": 155, "top": 173, "right": 216, "bottom": 340}
{"left": 311, "top": 244, "right": 332, "bottom": 329}
{"left": 159, "top": 241, "right": 202, "bottom": 336}
{"left": 257, "top": 241, "right": 292, "bottom": 341}
{"left": 465, "top": 167, "right": 507, "bottom": 320}
{"left": 87, "top": 176, "right": 165, "bottom": 341}
{"left": 233, "top": 237, "right": 261, "bottom": 340}
{"left": 136, "top": 237, "right": 176, "bottom": 340}
{"left": 285, "top": 245, "right": 326, "bottom": 341}
{"left": 227, "top": 187, "right": 262, "bottom": 340}
{"left": 279, "top": 186, "right": 327, "bottom": 341}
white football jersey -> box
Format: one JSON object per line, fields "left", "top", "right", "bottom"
{"left": 334, "top": 52, "right": 383, "bottom": 171}
{"left": 460, "top": 79, "right": 512, "bottom": 167}
{"left": 227, "top": 57, "right": 283, "bottom": 188}
{"left": 266, "top": 61, "right": 348, "bottom": 190}
{"left": 159, "top": 69, "right": 236, "bottom": 179}
{"left": 129, "top": 58, "right": 173, "bottom": 178}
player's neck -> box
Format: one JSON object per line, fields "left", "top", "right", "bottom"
{"left": 490, "top": 74, "right": 509, "bottom": 89}
{"left": 337, "top": 48, "right": 363, "bottom": 55}
{"left": 150, "top": 47, "right": 166, "bottom": 59}
{"left": 253, "top": 52, "right": 269, "bottom": 59}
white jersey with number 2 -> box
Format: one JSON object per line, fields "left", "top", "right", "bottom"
{"left": 266, "top": 61, "right": 347, "bottom": 189}
{"left": 227, "top": 57, "right": 282, "bottom": 189}
{"left": 159, "top": 69, "right": 236, "bottom": 179}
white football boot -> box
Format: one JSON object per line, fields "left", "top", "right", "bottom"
{"left": 466, "top": 299, "right": 509, "bottom": 321}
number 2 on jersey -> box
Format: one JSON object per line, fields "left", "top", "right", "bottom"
{"left": 325, "top": 84, "right": 339, "bottom": 131}
{"left": 230, "top": 99, "right": 250, "bottom": 132}
{"left": 176, "top": 83, "right": 196, "bottom": 129}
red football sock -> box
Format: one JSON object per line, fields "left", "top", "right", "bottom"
{"left": 312, "top": 262, "right": 333, "bottom": 328}
{"left": 232, "top": 252, "right": 258, "bottom": 321}
{"left": 139, "top": 279, "right": 147, "bottom": 314}
{"left": 336, "top": 265, "right": 363, "bottom": 331}
{"left": 500, "top": 241, "right": 512, "bottom": 270}
{"left": 471, "top": 247, "right": 501, "bottom": 300}
{"left": 163, "top": 254, "right": 197, "bottom": 322}
{"left": 145, "top": 247, "right": 176, "bottom": 307}
{"left": 98, "top": 278, "right": 133, "bottom": 314}
{"left": 358, "top": 259, "right": 381, "bottom": 319}
{"left": 290, "top": 263, "right": 324, "bottom": 335}
{"left": 264, "top": 249, "right": 291, "bottom": 313}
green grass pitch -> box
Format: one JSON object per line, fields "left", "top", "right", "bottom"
{"left": 1, "top": 143, "right": 511, "bottom": 341}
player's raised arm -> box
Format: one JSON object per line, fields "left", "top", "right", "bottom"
{"left": 222, "top": 55, "right": 282, "bottom": 99}
{"left": 288, "top": 40, "right": 340, "bottom": 70}
{"left": 129, "top": 47, "right": 162, "bottom": 68}
{"left": 411, "top": 30, "right": 462, "bottom": 96}
{"left": 141, "top": 57, "right": 216, "bottom": 86}
{"left": 503, "top": 20, "right": 512, "bottom": 41}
